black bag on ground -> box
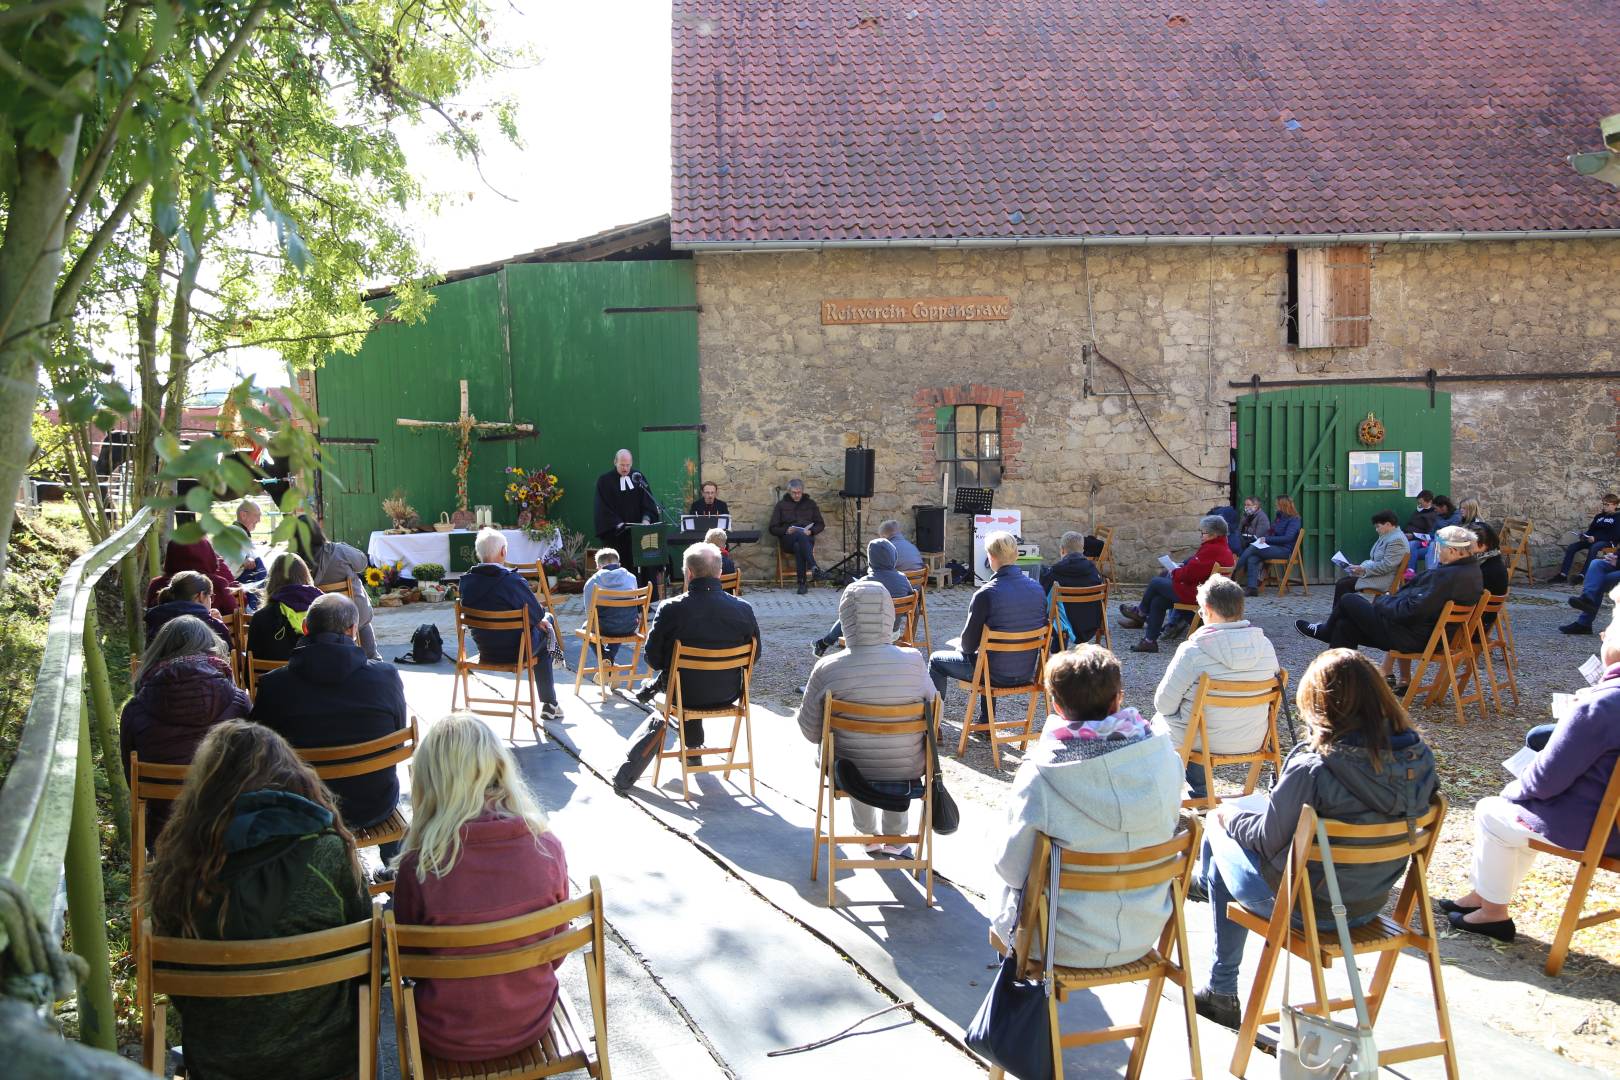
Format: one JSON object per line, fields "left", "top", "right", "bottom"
{"left": 614, "top": 715, "right": 668, "bottom": 795}
{"left": 965, "top": 842, "right": 1061, "bottom": 1080}
{"left": 394, "top": 623, "right": 444, "bottom": 664}
{"left": 924, "top": 715, "right": 961, "bottom": 835}
{"left": 834, "top": 758, "right": 911, "bottom": 813}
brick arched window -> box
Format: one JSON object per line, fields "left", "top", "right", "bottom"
{"left": 913, "top": 385, "right": 1026, "bottom": 486}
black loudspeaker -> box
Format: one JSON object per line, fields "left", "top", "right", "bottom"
{"left": 913, "top": 505, "right": 946, "bottom": 553}
{"left": 843, "top": 447, "right": 875, "bottom": 498}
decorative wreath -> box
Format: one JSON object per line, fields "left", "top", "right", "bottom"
{"left": 1357, "top": 412, "right": 1386, "bottom": 447}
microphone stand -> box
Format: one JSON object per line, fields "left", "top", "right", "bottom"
{"left": 632, "top": 472, "right": 667, "bottom": 599}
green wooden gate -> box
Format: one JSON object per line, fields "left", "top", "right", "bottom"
{"left": 1235, "top": 386, "right": 1451, "bottom": 581}
{"left": 315, "top": 261, "right": 699, "bottom": 546}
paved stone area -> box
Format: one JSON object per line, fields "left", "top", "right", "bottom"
{"left": 366, "top": 577, "right": 1618, "bottom": 1077}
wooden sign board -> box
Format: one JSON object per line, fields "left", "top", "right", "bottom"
{"left": 820, "top": 297, "right": 1012, "bottom": 325}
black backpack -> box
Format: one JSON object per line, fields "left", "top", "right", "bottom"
{"left": 395, "top": 623, "right": 444, "bottom": 665}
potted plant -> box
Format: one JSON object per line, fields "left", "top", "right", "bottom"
{"left": 504, "top": 465, "right": 564, "bottom": 543}
{"left": 413, "top": 562, "right": 447, "bottom": 603}
{"left": 552, "top": 530, "right": 589, "bottom": 593}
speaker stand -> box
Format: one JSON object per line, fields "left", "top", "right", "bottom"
{"left": 825, "top": 492, "right": 868, "bottom": 585}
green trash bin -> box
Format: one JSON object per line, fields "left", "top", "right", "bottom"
{"left": 1015, "top": 554, "right": 1044, "bottom": 582}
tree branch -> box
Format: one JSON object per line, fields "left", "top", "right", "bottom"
{"left": 193, "top": 325, "right": 367, "bottom": 362}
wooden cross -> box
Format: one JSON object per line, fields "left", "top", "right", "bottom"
{"left": 396, "top": 380, "right": 536, "bottom": 511}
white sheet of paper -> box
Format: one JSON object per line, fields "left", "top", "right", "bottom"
{"left": 1552, "top": 693, "right": 1578, "bottom": 723}
{"left": 1502, "top": 745, "right": 1538, "bottom": 779}
{"left": 1404, "top": 451, "right": 1424, "bottom": 497}
{"left": 1580, "top": 655, "right": 1604, "bottom": 686}
{"left": 1158, "top": 554, "right": 1178, "bottom": 572}
{"left": 1330, "top": 550, "right": 1352, "bottom": 568}
{"left": 1222, "top": 792, "right": 1271, "bottom": 816}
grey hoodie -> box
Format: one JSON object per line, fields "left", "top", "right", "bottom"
{"left": 1152, "top": 620, "right": 1280, "bottom": 754}
{"left": 865, "top": 538, "right": 914, "bottom": 599}
{"left": 795, "top": 580, "right": 934, "bottom": 780}
{"left": 992, "top": 713, "right": 1184, "bottom": 967}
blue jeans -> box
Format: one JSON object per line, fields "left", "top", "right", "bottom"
{"left": 1526, "top": 724, "right": 1556, "bottom": 752}
{"left": 1574, "top": 560, "right": 1620, "bottom": 626}
{"left": 928, "top": 649, "right": 975, "bottom": 697}
{"left": 1138, "top": 576, "right": 1178, "bottom": 641}
{"left": 1200, "top": 828, "right": 1376, "bottom": 995}
{"left": 1558, "top": 539, "right": 1605, "bottom": 576}
{"left": 1237, "top": 544, "right": 1288, "bottom": 589}
{"left": 785, "top": 530, "right": 818, "bottom": 579}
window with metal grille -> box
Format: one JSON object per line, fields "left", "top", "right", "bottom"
{"left": 936, "top": 404, "right": 1002, "bottom": 488}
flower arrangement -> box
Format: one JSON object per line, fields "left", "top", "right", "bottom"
{"left": 504, "top": 465, "right": 564, "bottom": 540}
{"left": 381, "top": 490, "right": 416, "bottom": 532}
{"left": 412, "top": 562, "right": 445, "bottom": 582}
{"left": 554, "top": 529, "right": 589, "bottom": 580}
{"left": 363, "top": 560, "right": 405, "bottom": 598}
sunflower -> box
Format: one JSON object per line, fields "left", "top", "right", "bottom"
{"left": 363, "top": 567, "right": 385, "bottom": 587}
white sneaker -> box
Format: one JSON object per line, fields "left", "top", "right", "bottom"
{"left": 883, "top": 844, "right": 913, "bottom": 858}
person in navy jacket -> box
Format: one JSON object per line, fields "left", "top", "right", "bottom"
{"left": 1233, "top": 495, "right": 1301, "bottom": 594}
{"left": 929, "top": 531, "right": 1047, "bottom": 698}
{"left": 1549, "top": 493, "right": 1620, "bottom": 583}
{"left": 458, "top": 528, "right": 561, "bottom": 720}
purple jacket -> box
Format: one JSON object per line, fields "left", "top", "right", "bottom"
{"left": 1508, "top": 664, "right": 1620, "bottom": 857}
{"left": 120, "top": 653, "right": 252, "bottom": 767}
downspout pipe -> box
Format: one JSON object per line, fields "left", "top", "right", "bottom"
{"left": 674, "top": 229, "right": 1620, "bottom": 251}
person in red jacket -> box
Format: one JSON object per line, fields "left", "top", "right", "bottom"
{"left": 392, "top": 713, "right": 569, "bottom": 1063}
{"left": 146, "top": 537, "right": 242, "bottom": 614}
{"left": 1118, "top": 515, "right": 1235, "bottom": 654}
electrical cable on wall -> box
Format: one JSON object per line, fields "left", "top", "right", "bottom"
{"left": 1091, "top": 347, "right": 1227, "bottom": 487}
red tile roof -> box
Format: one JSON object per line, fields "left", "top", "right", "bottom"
{"left": 671, "top": 1, "right": 1620, "bottom": 244}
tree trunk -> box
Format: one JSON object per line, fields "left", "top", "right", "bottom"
{"left": 0, "top": 133, "right": 82, "bottom": 591}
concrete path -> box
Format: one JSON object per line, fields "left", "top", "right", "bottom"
{"left": 368, "top": 590, "right": 1610, "bottom": 1079}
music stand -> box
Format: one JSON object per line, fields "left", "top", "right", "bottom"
{"left": 951, "top": 487, "right": 995, "bottom": 581}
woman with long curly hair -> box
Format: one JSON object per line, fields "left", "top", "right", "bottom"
{"left": 142, "top": 720, "right": 369, "bottom": 1080}
{"left": 393, "top": 713, "right": 569, "bottom": 1062}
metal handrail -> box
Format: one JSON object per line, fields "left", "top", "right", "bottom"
{"left": 0, "top": 505, "right": 154, "bottom": 1050}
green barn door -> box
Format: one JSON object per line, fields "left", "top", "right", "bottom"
{"left": 638, "top": 429, "right": 700, "bottom": 525}
{"left": 1236, "top": 387, "right": 1451, "bottom": 581}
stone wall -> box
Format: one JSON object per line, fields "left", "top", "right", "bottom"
{"left": 693, "top": 240, "right": 1620, "bottom": 580}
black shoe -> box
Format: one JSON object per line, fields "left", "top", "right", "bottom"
{"left": 539, "top": 702, "right": 563, "bottom": 721}
{"left": 1185, "top": 877, "right": 1209, "bottom": 905}
{"left": 1194, "top": 987, "right": 1241, "bottom": 1029}
{"left": 1244, "top": 586, "right": 1260, "bottom": 598}
{"left": 796, "top": 582, "right": 809, "bottom": 595}
{"left": 1447, "top": 910, "right": 1516, "bottom": 943}
{"left": 1295, "top": 619, "right": 1323, "bottom": 642}
{"left": 812, "top": 567, "right": 829, "bottom": 581}
{"left": 1569, "top": 594, "right": 1600, "bottom": 615}
{"left": 1437, "top": 897, "right": 1480, "bottom": 916}
{"left": 1130, "top": 639, "right": 1159, "bottom": 653}
{"left": 1547, "top": 573, "right": 1568, "bottom": 584}
{"left": 1560, "top": 621, "right": 1594, "bottom": 635}
{"left": 685, "top": 753, "right": 702, "bottom": 768}
{"left": 812, "top": 638, "right": 830, "bottom": 658}
{"left": 634, "top": 681, "right": 659, "bottom": 705}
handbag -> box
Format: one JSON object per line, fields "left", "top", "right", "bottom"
{"left": 833, "top": 758, "right": 911, "bottom": 813}
{"left": 965, "top": 841, "right": 1060, "bottom": 1080}
{"left": 923, "top": 710, "right": 960, "bottom": 835}
{"left": 1277, "top": 817, "right": 1378, "bottom": 1080}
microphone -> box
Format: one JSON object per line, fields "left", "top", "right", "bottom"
{"left": 631, "top": 471, "right": 649, "bottom": 489}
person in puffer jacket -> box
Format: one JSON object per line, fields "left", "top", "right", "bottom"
{"left": 811, "top": 538, "right": 914, "bottom": 656}
{"left": 121, "top": 615, "right": 253, "bottom": 845}
{"left": 580, "top": 547, "right": 643, "bottom": 663}
{"left": 796, "top": 579, "right": 936, "bottom": 851}
{"left": 1192, "top": 648, "right": 1437, "bottom": 1030}
{"left": 991, "top": 645, "right": 1182, "bottom": 968}
{"left": 247, "top": 553, "right": 323, "bottom": 662}
{"left": 145, "top": 570, "right": 232, "bottom": 645}
{"left": 1152, "top": 575, "right": 1280, "bottom": 802}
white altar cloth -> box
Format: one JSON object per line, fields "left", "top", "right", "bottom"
{"left": 366, "top": 528, "right": 560, "bottom": 577}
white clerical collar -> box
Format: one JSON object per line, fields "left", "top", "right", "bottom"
{"left": 619, "top": 474, "right": 633, "bottom": 491}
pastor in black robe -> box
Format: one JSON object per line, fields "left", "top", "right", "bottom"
{"left": 594, "top": 467, "right": 661, "bottom": 581}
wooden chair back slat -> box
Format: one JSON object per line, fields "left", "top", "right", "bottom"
{"left": 396, "top": 926, "right": 594, "bottom": 980}
{"left": 298, "top": 717, "right": 417, "bottom": 784}
{"left": 718, "top": 570, "right": 742, "bottom": 595}
{"left": 457, "top": 606, "right": 528, "bottom": 631}
{"left": 390, "top": 893, "right": 595, "bottom": 949}
{"left": 669, "top": 641, "right": 756, "bottom": 670}
{"left": 317, "top": 579, "right": 354, "bottom": 597}
{"left": 979, "top": 625, "right": 1050, "bottom": 652}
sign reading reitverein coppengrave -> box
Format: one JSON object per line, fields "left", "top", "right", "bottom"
{"left": 820, "top": 296, "right": 1012, "bottom": 325}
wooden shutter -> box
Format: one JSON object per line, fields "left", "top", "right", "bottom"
{"left": 1296, "top": 244, "right": 1371, "bottom": 348}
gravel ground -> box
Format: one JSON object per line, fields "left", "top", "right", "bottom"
{"left": 737, "top": 575, "right": 1620, "bottom": 1071}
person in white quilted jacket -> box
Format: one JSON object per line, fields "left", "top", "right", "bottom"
{"left": 1152, "top": 575, "right": 1280, "bottom": 802}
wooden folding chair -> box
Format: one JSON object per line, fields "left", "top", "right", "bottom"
{"left": 994, "top": 817, "right": 1204, "bottom": 1080}
{"left": 245, "top": 652, "right": 289, "bottom": 701}
{"left": 1177, "top": 671, "right": 1290, "bottom": 812}
{"left": 1451, "top": 593, "right": 1513, "bottom": 717}
{"left": 840, "top": 592, "right": 921, "bottom": 649}
{"left": 1261, "top": 531, "right": 1308, "bottom": 596}
{"left": 140, "top": 911, "right": 382, "bottom": 1080}
{"left": 511, "top": 560, "right": 559, "bottom": 622}
{"left": 224, "top": 605, "right": 249, "bottom": 682}
{"left": 319, "top": 578, "right": 355, "bottom": 597}
{"left": 651, "top": 641, "right": 758, "bottom": 801}
{"left": 922, "top": 551, "right": 948, "bottom": 591}
{"left": 572, "top": 585, "right": 652, "bottom": 700}
{"left": 297, "top": 718, "right": 418, "bottom": 859}
{"left": 776, "top": 544, "right": 794, "bottom": 586}
{"left": 453, "top": 603, "right": 544, "bottom": 742}
{"left": 1093, "top": 525, "right": 1116, "bottom": 582}
{"left": 1172, "top": 564, "right": 1234, "bottom": 634}
{"left": 129, "top": 752, "right": 189, "bottom": 958}
{"left": 385, "top": 877, "right": 611, "bottom": 1080}
{"left": 1501, "top": 517, "right": 1534, "bottom": 586}
{"left": 902, "top": 567, "right": 932, "bottom": 648}
{"left": 1227, "top": 799, "right": 1458, "bottom": 1080}
{"left": 810, "top": 697, "right": 936, "bottom": 907}
{"left": 718, "top": 569, "right": 742, "bottom": 595}
{"left": 953, "top": 624, "right": 1050, "bottom": 769}
{"left": 1386, "top": 598, "right": 1487, "bottom": 725}
{"left": 1529, "top": 756, "right": 1620, "bottom": 976}
{"left": 1048, "top": 582, "right": 1110, "bottom": 652}
{"left": 1387, "top": 548, "right": 1411, "bottom": 595}
{"left": 1478, "top": 596, "right": 1520, "bottom": 709}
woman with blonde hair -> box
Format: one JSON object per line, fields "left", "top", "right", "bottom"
{"left": 1192, "top": 649, "right": 1437, "bottom": 1029}
{"left": 143, "top": 720, "right": 368, "bottom": 1079}
{"left": 393, "top": 714, "right": 569, "bottom": 1062}
{"left": 248, "top": 552, "right": 323, "bottom": 661}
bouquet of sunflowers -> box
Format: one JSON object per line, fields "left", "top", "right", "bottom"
{"left": 504, "top": 466, "right": 564, "bottom": 541}
{"left": 362, "top": 559, "right": 406, "bottom": 598}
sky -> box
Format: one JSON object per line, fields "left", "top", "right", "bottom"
{"left": 222, "top": 0, "right": 673, "bottom": 390}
